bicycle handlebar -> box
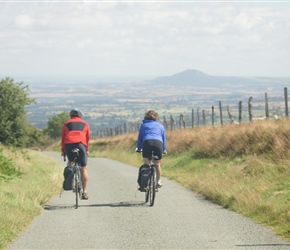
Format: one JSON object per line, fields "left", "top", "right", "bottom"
{"left": 135, "top": 148, "right": 142, "bottom": 153}
{"left": 135, "top": 148, "right": 167, "bottom": 154}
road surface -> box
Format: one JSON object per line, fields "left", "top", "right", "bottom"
{"left": 7, "top": 152, "right": 290, "bottom": 249}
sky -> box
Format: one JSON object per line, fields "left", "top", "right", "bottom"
{"left": 1, "top": 0, "right": 290, "bottom": 83}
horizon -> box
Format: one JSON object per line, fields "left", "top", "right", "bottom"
{"left": 2, "top": 68, "right": 290, "bottom": 85}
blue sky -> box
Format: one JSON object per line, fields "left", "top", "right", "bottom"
{"left": 1, "top": 0, "right": 290, "bottom": 82}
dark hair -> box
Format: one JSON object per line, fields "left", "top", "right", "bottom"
{"left": 144, "top": 110, "right": 158, "bottom": 120}
{"left": 70, "top": 108, "right": 83, "bottom": 118}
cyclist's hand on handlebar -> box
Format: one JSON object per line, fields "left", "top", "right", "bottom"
{"left": 163, "top": 149, "right": 167, "bottom": 154}
{"left": 135, "top": 148, "right": 142, "bottom": 153}
{"left": 62, "top": 152, "right": 66, "bottom": 161}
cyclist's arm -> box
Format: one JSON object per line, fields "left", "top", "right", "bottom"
{"left": 61, "top": 124, "right": 67, "bottom": 155}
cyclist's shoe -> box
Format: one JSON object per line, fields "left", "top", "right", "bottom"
{"left": 157, "top": 181, "right": 163, "bottom": 188}
{"left": 81, "top": 192, "right": 89, "bottom": 200}
{"left": 138, "top": 187, "right": 146, "bottom": 192}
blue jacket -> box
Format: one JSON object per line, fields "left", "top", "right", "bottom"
{"left": 137, "top": 120, "right": 166, "bottom": 151}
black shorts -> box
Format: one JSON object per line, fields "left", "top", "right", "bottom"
{"left": 64, "top": 143, "right": 88, "bottom": 167}
{"left": 142, "top": 139, "right": 163, "bottom": 160}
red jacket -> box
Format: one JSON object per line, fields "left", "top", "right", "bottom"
{"left": 61, "top": 117, "right": 90, "bottom": 153}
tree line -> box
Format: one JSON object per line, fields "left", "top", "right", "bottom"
{"left": 0, "top": 77, "right": 69, "bottom": 148}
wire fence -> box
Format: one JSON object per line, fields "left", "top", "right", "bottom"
{"left": 91, "top": 87, "right": 289, "bottom": 138}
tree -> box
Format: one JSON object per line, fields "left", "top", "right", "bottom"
{"left": 0, "top": 77, "right": 35, "bottom": 147}
{"left": 43, "top": 112, "right": 70, "bottom": 139}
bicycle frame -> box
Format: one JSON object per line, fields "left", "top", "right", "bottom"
{"left": 145, "top": 152, "right": 159, "bottom": 207}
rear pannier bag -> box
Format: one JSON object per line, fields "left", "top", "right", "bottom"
{"left": 63, "top": 165, "right": 74, "bottom": 191}
{"left": 137, "top": 164, "right": 151, "bottom": 189}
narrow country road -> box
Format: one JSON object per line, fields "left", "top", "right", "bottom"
{"left": 7, "top": 152, "right": 290, "bottom": 250}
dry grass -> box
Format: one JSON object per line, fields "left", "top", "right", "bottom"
{"left": 166, "top": 119, "right": 290, "bottom": 159}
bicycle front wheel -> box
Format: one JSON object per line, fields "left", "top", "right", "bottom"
{"left": 149, "top": 168, "right": 156, "bottom": 207}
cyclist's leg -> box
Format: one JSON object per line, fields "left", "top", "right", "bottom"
{"left": 80, "top": 167, "right": 88, "bottom": 192}
{"left": 77, "top": 143, "right": 89, "bottom": 198}
{"left": 155, "top": 159, "right": 161, "bottom": 181}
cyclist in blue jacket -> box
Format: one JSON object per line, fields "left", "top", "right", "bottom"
{"left": 136, "top": 110, "right": 167, "bottom": 187}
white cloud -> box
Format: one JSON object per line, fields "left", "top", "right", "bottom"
{"left": 0, "top": 2, "right": 290, "bottom": 79}
{"left": 14, "top": 14, "right": 34, "bottom": 28}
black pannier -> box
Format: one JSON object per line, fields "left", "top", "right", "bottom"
{"left": 63, "top": 165, "right": 74, "bottom": 191}
{"left": 137, "top": 164, "right": 151, "bottom": 190}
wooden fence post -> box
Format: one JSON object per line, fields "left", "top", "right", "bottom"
{"left": 197, "top": 109, "right": 200, "bottom": 126}
{"left": 284, "top": 87, "right": 288, "bottom": 117}
{"left": 192, "top": 109, "right": 194, "bottom": 128}
{"left": 248, "top": 97, "right": 253, "bottom": 122}
{"left": 163, "top": 116, "right": 168, "bottom": 130}
{"left": 265, "top": 92, "right": 269, "bottom": 119}
{"left": 170, "top": 115, "right": 175, "bottom": 130}
{"left": 239, "top": 101, "right": 242, "bottom": 123}
{"left": 219, "top": 101, "right": 223, "bottom": 125}
{"left": 182, "top": 115, "right": 186, "bottom": 128}
{"left": 227, "top": 105, "right": 234, "bottom": 124}
{"left": 202, "top": 110, "right": 206, "bottom": 125}
{"left": 211, "top": 106, "right": 214, "bottom": 126}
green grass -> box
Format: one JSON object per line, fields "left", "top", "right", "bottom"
{"left": 0, "top": 148, "right": 63, "bottom": 250}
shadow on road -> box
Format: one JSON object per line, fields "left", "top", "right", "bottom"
{"left": 236, "top": 243, "right": 290, "bottom": 247}
{"left": 44, "top": 201, "right": 147, "bottom": 210}
{"left": 83, "top": 201, "right": 147, "bottom": 207}
{"left": 44, "top": 204, "right": 77, "bottom": 210}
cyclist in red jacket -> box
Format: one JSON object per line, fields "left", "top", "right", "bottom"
{"left": 61, "top": 108, "right": 90, "bottom": 200}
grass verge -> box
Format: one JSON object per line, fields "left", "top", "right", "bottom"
{"left": 0, "top": 147, "right": 62, "bottom": 250}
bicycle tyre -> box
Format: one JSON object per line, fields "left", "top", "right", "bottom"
{"left": 149, "top": 168, "right": 156, "bottom": 206}
{"left": 75, "top": 171, "right": 79, "bottom": 209}
{"left": 75, "top": 166, "right": 82, "bottom": 209}
{"left": 78, "top": 170, "right": 83, "bottom": 200}
{"left": 145, "top": 185, "right": 149, "bottom": 202}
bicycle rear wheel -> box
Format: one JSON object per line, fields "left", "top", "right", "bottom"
{"left": 145, "top": 186, "right": 149, "bottom": 202}
{"left": 149, "top": 168, "right": 156, "bottom": 206}
{"left": 75, "top": 168, "right": 82, "bottom": 209}
{"left": 75, "top": 175, "right": 79, "bottom": 209}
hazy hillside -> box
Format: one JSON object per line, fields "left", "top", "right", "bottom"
{"left": 150, "top": 69, "right": 290, "bottom": 88}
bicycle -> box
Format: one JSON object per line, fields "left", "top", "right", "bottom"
{"left": 136, "top": 150, "right": 159, "bottom": 207}
{"left": 64, "top": 148, "right": 83, "bottom": 209}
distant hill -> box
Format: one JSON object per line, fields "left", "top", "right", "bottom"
{"left": 149, "top": 69, "right": 290, "bottom": 88}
